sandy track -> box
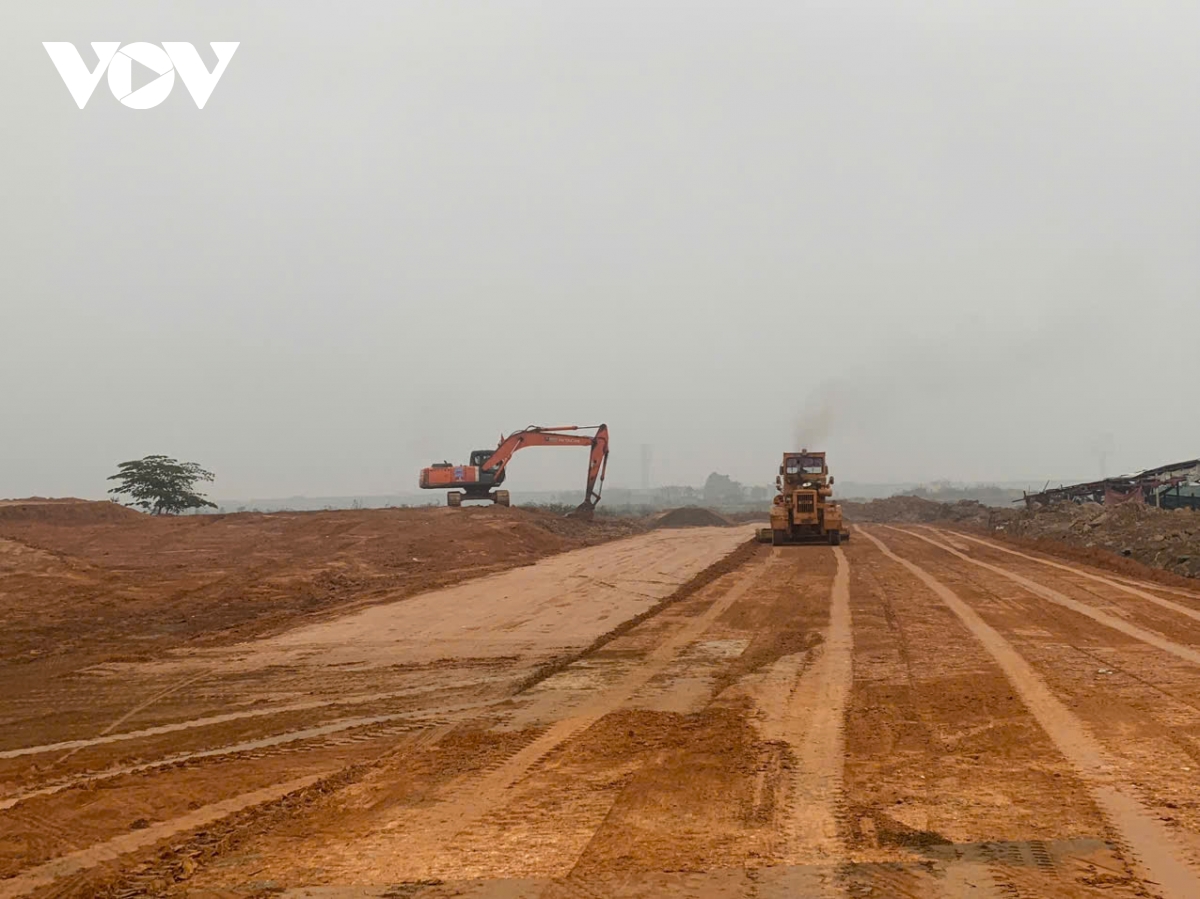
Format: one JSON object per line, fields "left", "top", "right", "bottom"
{"left": 8, "top": 520, "right": 1200, "bottom": 898}
{"left": 193, "top": 527, "right": 754, "bottom": 674}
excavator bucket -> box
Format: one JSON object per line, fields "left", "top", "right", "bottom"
{"left": 566, "top": 501, "right": 596, "bottom": 521}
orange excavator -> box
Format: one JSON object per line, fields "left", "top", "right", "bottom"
{"left": 419, "top": 424, "right": 610, "bottom": 519}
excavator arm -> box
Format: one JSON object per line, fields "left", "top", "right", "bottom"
{"left": 481, "top": 425, "right": 609, "bottom": 518}
{"left": 581, "top": 426, "right": 610, "bottom": 510}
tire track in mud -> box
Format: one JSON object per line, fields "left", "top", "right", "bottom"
{"left": 523, "top": 546, "right": 845, "bottom": 899}
{"left": 0, "top": 773, "right": 328, "bottom": 899}
{"left": 778, "top": 546, "right": 851, "bottom": 868}
{"left": 50, "top": 672, "right": 210, "bottom": 768}
{"left": 896, "top": 530, "right": 1200, "bottom": 854}
{"left": 0, "top": 714, "right": 425, "bottom": 812}
{"left": 751, "top": 545, "right": 853, "bottom": 899}
{"left": 351, "top": 551, "right": 778, "bottom": 882}
{"left": 0, "top": 696, "right": 516, "bottom": 814}
{"left": 844, "top": 532, "right": 1135, "bottom": 898}
{"left": 1108, "top": 575, "right": 1200, "bottom": 602}
{"left": 938, "top": 529, "right": 1200, "bottom": 626}
{"left": 0, "top": 681, "right": 486, "bottom": 760}
{"left": 891, "top": 527, "right": 1200, "bottom": 667}
{"left": 861, "top": 527, "right": 1200, "bottom": 899}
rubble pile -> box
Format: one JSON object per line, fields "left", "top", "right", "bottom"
{"left": 1004, "top": 501, "right": 1200, "bottom": 579}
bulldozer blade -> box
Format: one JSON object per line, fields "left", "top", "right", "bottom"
{"left": 767, "top": 529, "right": 841, "bottom": 546}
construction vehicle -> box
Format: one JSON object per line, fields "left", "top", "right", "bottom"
{"left": 419, "top": 424, "right": 610, "bottom": 519}
{"left": 757, "top": 450, "right": 849, "bottom": 546}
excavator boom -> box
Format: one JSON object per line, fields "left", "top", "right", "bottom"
{"left": 419, "top": 424, "right": 610, "bottom": 516}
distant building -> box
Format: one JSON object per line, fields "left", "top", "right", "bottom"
{"left": 1023, "top": 458, "right": 1200, "bottom": 510}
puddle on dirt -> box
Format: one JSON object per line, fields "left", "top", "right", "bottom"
{"left": 628, "top": 674, "right": 713, "bottom": 714}
{"left": 692, "top": 639, "right": 750, "bottom": 658}
{"left": 496, "top": 659, "right": 627, "bottom": 730}
{"left": 525, "top": 660, "right": 612, "bottom": 693}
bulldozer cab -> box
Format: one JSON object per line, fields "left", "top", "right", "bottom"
{"left": 780, "top": 451, "right": 827, "bottom": 486}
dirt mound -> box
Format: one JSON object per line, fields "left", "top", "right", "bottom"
{"left": 842, "top": 496, "right": 1010, "bottom": 527}
{"left": 0, "top": 505, "right": 645, "bottom": 671}
{"left": 725, "top": 509, "right": 770, "bottom": 523}
{"left": 526, "top": 512, "right": 648, "bottom": 541}
{"left": 653, "top": 507, "right": 734, "bottom": 529}
{"left": 1003, "top": 501, "right": 1200, "bottom": 579}
{"left": 0, "top": 498, "right": 142, "bottom": 523}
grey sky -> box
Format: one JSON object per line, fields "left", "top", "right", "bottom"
{"left": 3, "top": 2, "right": 1198, "bottom": 499}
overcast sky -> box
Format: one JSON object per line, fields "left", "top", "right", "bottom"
{"left": 3, "top": 2, "right": 1198, "bottom": 500}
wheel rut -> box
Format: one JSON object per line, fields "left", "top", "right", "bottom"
{"left": 861, "top": 527, "right": 1200, "bottom": 899}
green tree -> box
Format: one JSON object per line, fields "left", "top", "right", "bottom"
{"left": 107, "top": 455, "right": 217, "bottom": 515}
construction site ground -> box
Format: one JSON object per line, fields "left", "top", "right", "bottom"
{"left": 6, "top": 505, "right": 1200, "bottom": 898}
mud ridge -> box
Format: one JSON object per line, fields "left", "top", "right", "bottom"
{"left": 514, "top": 538, "right": 762, "bottom": 693}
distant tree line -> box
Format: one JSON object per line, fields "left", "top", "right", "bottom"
{"left": 650, "top": 473, "right": 769, "bottom": 509}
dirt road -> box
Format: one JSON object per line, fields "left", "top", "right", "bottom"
{"left": 6, "top": 521, "right": 1200, "bottom": 898}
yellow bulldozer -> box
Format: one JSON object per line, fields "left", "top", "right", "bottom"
{"left": 757, "top": 450, "right": 850, "bottom": 546}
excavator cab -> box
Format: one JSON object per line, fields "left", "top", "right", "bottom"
{"left": 468, "top": 449, "right": 505, "bottom": 487}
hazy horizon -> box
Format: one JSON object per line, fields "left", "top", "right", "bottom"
{"left": 4, "top": 2, "right": 1198, "bottom": 501}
